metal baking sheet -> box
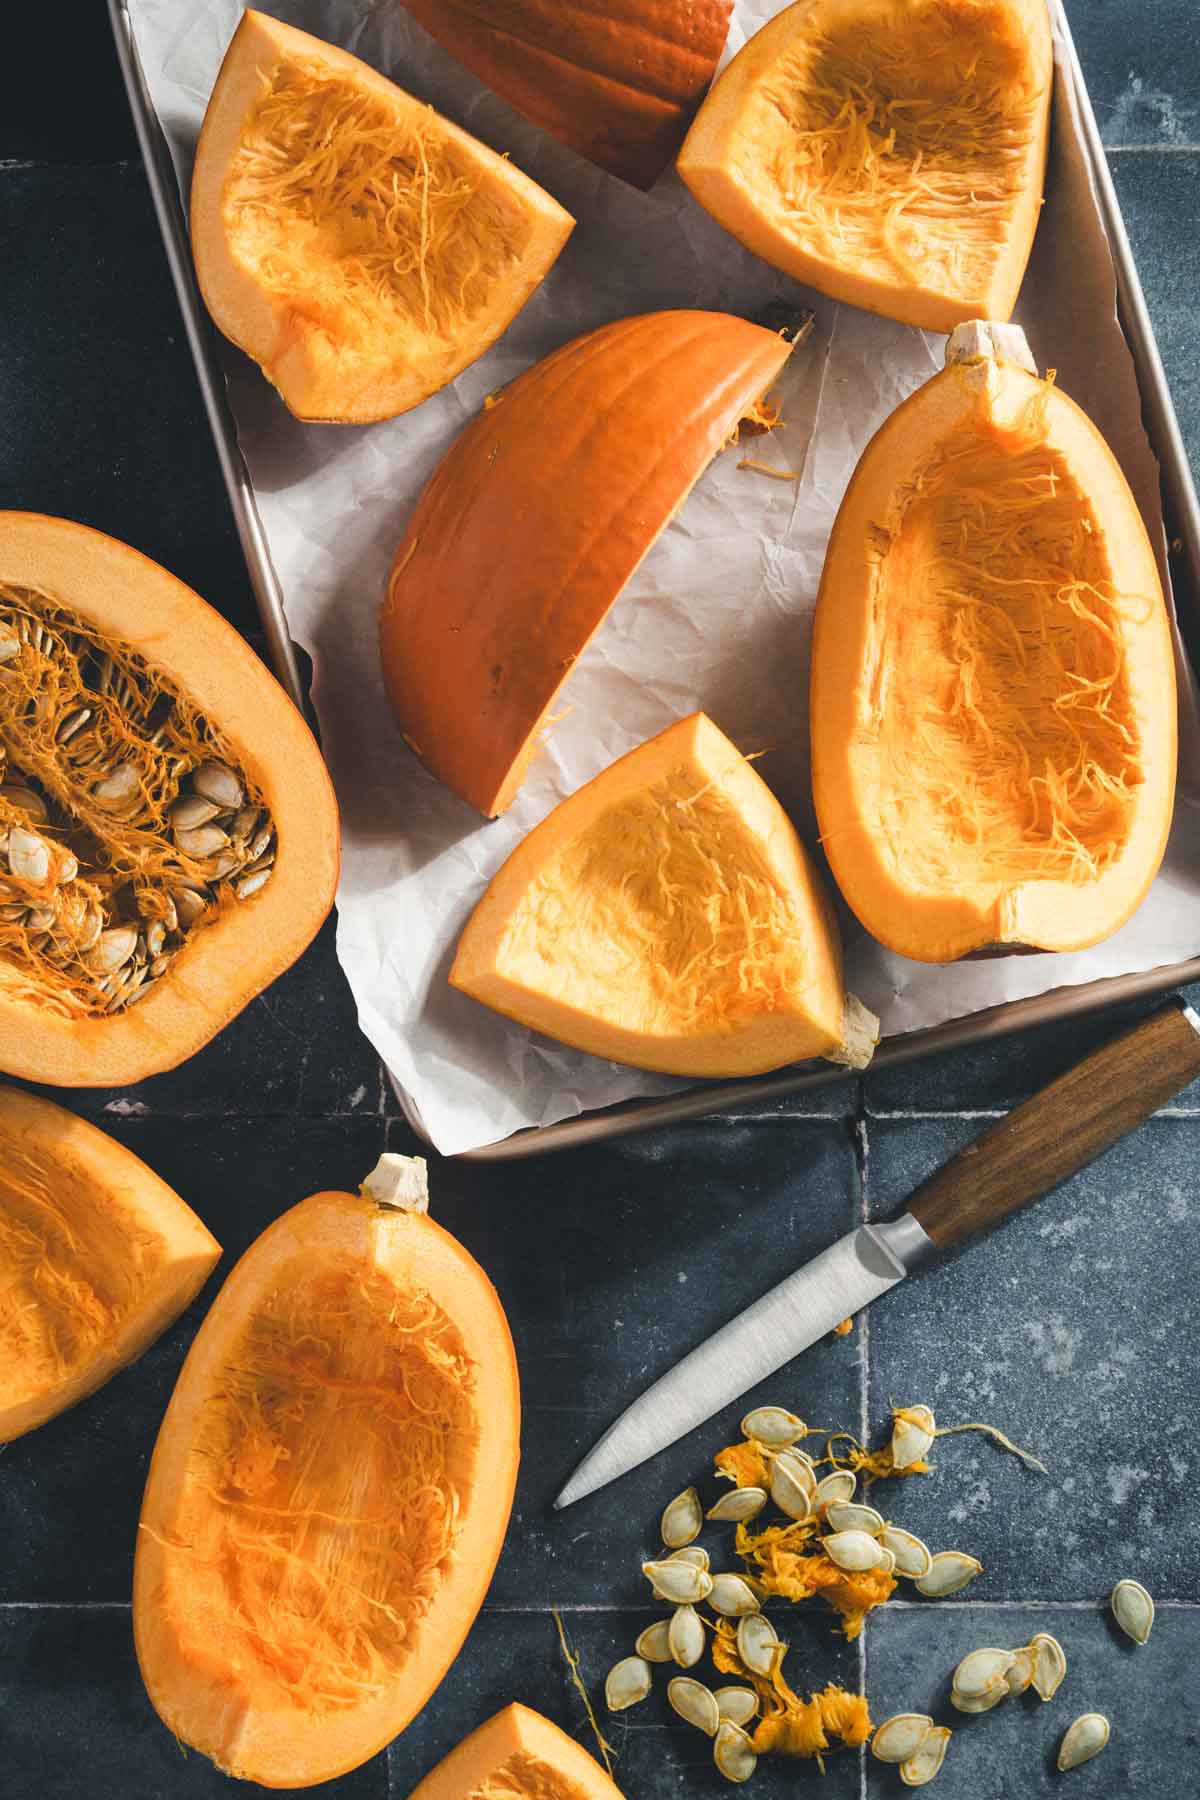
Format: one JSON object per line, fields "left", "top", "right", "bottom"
{"left": 109, "top": 0, "right": 1200, "bottom": 1159}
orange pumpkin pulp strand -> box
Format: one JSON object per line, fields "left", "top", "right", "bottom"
{"left": 381, "top": 311, "right": 795, "bottom": 818}
{"left": 134, "top": 1157, "right": 519, "bottom": 1788}
{"left": 451, "top": 712, "right": 877, "bottom": 1078}
{"left": 677, "top": 0, "right": 1052, "bottom": 331}
{"left": 0, "top": 1085, "right": 220, "bottom": 1443}
{"left": 407, "top": 1702, "right": 626, "bottom": 1800}
{"left": 398, "top": 0, "right": 733, "bottom": 188}
{"left": 191, "top": 10, "right": 574, "bottom": 424}
{"left": 810, "top": 323, "right": 1177, "bottom": 962}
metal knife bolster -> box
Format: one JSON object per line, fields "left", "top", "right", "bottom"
{"left": 867, "top": 1209, "right": 938, "bottom": 1276}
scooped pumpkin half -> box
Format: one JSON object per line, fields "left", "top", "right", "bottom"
{"left": 408, "top": 1703, "right": 625, "bottom": 1800}
{"left": 810, "top": 323, "right": 1177, "bottom": 963}
{"left": 0, "top": 1086, "right": 219, "bottom": 1443}
{"left": 398, "top": 0, "right": 733, "bottom": 189}
{"left": 192, "top": 10, "right": 574, "bottom": 424}
{"left": 134, "top": 1155, "right": 519, "bottom": 1788}
{"left": 451, "top": 712, "right": 878, "bottom": 1076}
{"left": 677, "top": 0, "right": 1052, "bottom": 331}
{"left": 0, "top": 512, "right": 338, "bottom": 1086}
{"left": 381, "top": 310, "right": 794, "bottom": 816}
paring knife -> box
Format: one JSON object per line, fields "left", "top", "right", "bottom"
{"left": 556, "top": 1000, "right": 1200, "bottom": 1508}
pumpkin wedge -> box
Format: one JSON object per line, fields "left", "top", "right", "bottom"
{"left": 134, "top": 1155, "right": 519, "bottom": 1788}
{"left": 0, "top": 1086, "right": 219, "bottom": 1443}
{"left": 408, "top": 1703, "right": 625, "bottom": 1800}
{"left": 810, "top": 323, "right": 1177, "bottom": 963}
{"left": 191, "top": 10, "right": 574, "bottom": 424}
{"left": 677, "top": 0, "right": 1053, "bottom": 331}
{"left": 399, "top": 0, "right": 733, "bottom": 189}
{"left": 451, "top": 712, "right": 877, "bottom": 1076}
{"left": 0, "top": 513, "right": 338, "bottom": 1086}
{"left": 381, "top": 310, "right": 793, "bottom": 817}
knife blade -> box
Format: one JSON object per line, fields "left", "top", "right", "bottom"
{"left": 556, "top": 1000, "right": 1200, "bottom": 1508}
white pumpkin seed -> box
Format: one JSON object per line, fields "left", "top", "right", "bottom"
{"left": 55, "top": 706, "right": 92, "bottom": 744}
{"left": 193, "top": 759, "right": 243, "bottom": 810}
{"left": 0, "top": 637, "right": 20, "bottom": 662}
{"left": 668, "top": 1605, "right": 706, "bottom": 1669}
{"left": 770, "top": 1448, "right": 816, "bottom": 1520}
{"left": 736, "top": 1612, "right": 782, "bottom": 1677}
{"left": 880, "top": 1525, "right": 933, "bottom": 1580}
{"left": 661, "top": 1485, "right": 703, "bottom": 1548}
{"left": 1111, "top": 1578, "right": 1154, "bottom": 1645}
{"left": 740, "top": 1406, "right": 806, "bottom": 1447}
{"left": 7, "top": 827, "right": 50, "bottom": 885}
{"left": 642, "top": 1558, "right": 713, "bottom": 1605}
{"left": 814, "top": 1470, "right": 857, "bottom": 1507}
{"left": 667, "top": 1546, "right": 710, "bottom": 1570}
{"left": 950, "top": 1683, "right": 1009, "bottom": 1715}
{"left": 172, "top": 885, "right": 208, "bottom": 928}
{"left": 1057, "top": 1713, "right": 1110, "bottom": 1771}
{"left": 89, "top": 926, "right": 139, "bottom": 975}
{"left": 1030, "top": 1632, "right": 1067, "bottom": 1700}
{"left": 871, "top": 1713, "right": 935, "bottom": 1763}
{"left": 708, "top": 1574, "right": 761, "bottom": 1617}
{"left": 170, "top": 794, "right": 222, "bottom": 829}
{"left": 891, "top": 1404, "right": 936, "bottom": 1471}
{"left": 952, "top": 1647, "right": 1016, "bottom": 1697}
{"left": 915, "top": 1552, "right": 982, "bottom": 1598}
{"left": 823, "top": 1529, "right": 886, "bottom": 1573}
{"left": 825, "top": 1501, "right": 884, "bottom": 1536}
{"left": 668, "top": 1676, "right": 720, "bottom": 1736}
{"left": 714, "top": 1687, "right": 759, "bottom": 1727}
{"left": 876, "top": 1545, "right": 897, "bottom": 1575}
{"left": 605, "top": 1656, "right": 652, "bottom": 1712}
{"left": 900, "top": 1725, "right": 952, "bottom": 1787}
{"left": 175, "top": 822, "right": 229, "bottom": 858}
{"left": 91, "top": 764, "right": 140, "bottom": 808}
{"left": 634, "top": 1620, "right": 673, "bottom": 1663}
{"left": 707, "top": 1486, "right": 768, "bottom": 1523}
{"left": 1, "top": 781, "right": 48, "bottom": 822}
{"left": 713, "top": 1720, "right": 757, "bottom": 1783}
{"left": 1005, "top": 1646, "right": 1036, "bottom": 1695}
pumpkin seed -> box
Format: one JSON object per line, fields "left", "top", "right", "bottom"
{"left": 900, "top": 1725, "right": 952, "bottom": 1787}
{"left": 1, "top": 781, "right": 48, "bottom": 821}
{"left": 952, "top": 1647, "right": 1016, "bottom": 1697}
{"left": 1057, "top": 1713, "right": 1110, "bottom": 1771}
{"left": 950, "top": 1683, "right": 1009, "bottom": 1715}
{"left": 55, "top": 706, "right": 92, "bottom": 744}
{"left": 770, "top": 1448, "right": 816, "bottom": 1520}
{"left": 823, "top": 1529, "right": 886, "bottom": 1572}
{"left": 667, "top": 1546, "right": 710, "bottom": 1570}
{"left": 231, "top": 805, "right": 260, "bottom": 841}
{"left": 170, "top": 793, "right": 222, "bottom": 830}
{"left": 172, "top": 885, "right": 209, "bottom": 928}
{"left": 871, "top": 1713, "right": 935, "bottom": 1763}
{"left": 915, "top": 1552, "right": 982, "bottom": 1598}
{"left": 7, "top": 827, "right": 50, "bottom": 885}
{"left": 668, "top": 1676, "right": 720, "bottom": 1736}
{"left": 1029, "top": 1632, "right": 1066, "bottom": 1700}
{"left": 634, "top": 1620, "right": 673, "bottom": 1663}
{"left": 740, "top": 1406, "right": 806, "bottom": 1447}
{"left": 248, "top": 825, "right": 274, "bottom": 862}
{"left": 175, "top": 822, "right": 229, "bottom": 858}
{"left": 235, "top": 865, "right": 272, "bottom": 901}
{"left": 880, "top": 1525, "right": 933, "bottom": 1580}
{"left": 1110, "top": 1578, "right": 1154, "bottom": 1645}
{"left": 605, "top": 1655, "right": 652, "bottom": 1712}
{"left": 193, "top": 759, "right": 244, "bottom": 809}
{"left": 660, "top": 1486, "right": 703, "bottom": 1549}
{"left": 714, "top": 1687, "right": 759, "bottom": 1727}
{"left": 876, "top": 1544, "right": 897, "bottom": 1575}
{"left": 642, "top": 1559, "right": 712, "bottom": 1605}
{"left": 814, "top": 1470, "right": 857, "bottom": 1507}
{"left": 707, "top": 1486, "right": 768, "bottom": 1523}
{"left": 824, "top": 1501, "right": 884, "bottom": 1536}
{"left": 1005, "top": 1645, "right": 1036, "bottom": 1695}
{"left": 708, "top": 1574, "right": 761, "bottom": 1617}
{"left": 0, "top": 637, "right": 20, "bottom": 662}
{"left": 668, "top": 1605, "right": 706, "bottom": 1669}
{"left": 91, "top": 764, "right": 139, "bottom": 809}
{"left": 736, "top": 1612, "right": 782, "bottom": 1677}
{"left": 713, "top": 1720, "right": 757, "bottom": 1783}
{"left": 89, "top": 926, "right": 139, "bottom": 975}
{"left": 891, "top": 1404, "right": 935, "bottom": 1470}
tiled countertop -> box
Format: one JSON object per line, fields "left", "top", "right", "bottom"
{"left": 2, "top": 4, "right": 1197, "bottom": 1796}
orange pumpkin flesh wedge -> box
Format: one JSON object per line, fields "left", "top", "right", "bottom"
{"left": 451, "top": 712, "right": 877, "bottom": 1077}
{"left": 408, "top": 1703, "right": 625, "bottom": 1800}
{"left": 0, "top": 513, "right": 339, "bottom": 1086}
{"left": 381, "top": 310, "right": 794, "bottom": 817}
{"left": 677, "top": 0, "right": 1053, "bottom": 332}
{"left": 191, "top": 11, "right": 574, "bottom": 425}
{"left": 134, "top": 1156, "right": 519, "bottom": 1789}
{"left": 399, "top": 0, "right": 733, "bottom": 189}
{"left": 810, "top": 323, "right": 1177, "bottom": 963}
{"left": 0, "top": 1086, "right": 220, "bottom": 1443}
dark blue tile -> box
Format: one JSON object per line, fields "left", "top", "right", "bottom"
{"left": 1110, "top": 150, "right": 1200, "bottom": 478}
{"left": 865, "top": 1115, "right": 1199, "bottom": 1601}
{"left": 1068, "top": 0, "right": 1200, "bottom": 148}
{"left": 0, "top": 7, "right": 137, "bottom": 163}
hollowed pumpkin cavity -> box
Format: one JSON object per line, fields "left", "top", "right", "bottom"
{"left": 678, "top": 0, "right": 1052, "bottom": 330}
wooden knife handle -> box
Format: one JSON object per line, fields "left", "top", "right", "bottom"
{"left": 907, "top": 1001, "right": 1200, "bottom": 1251}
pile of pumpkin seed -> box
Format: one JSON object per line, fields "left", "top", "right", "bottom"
{"left": 0, "top": 586, "right": 274, "bottom": 1015}
{"left": 604, "top": 1401, "right": 1157, "bottom": 1785}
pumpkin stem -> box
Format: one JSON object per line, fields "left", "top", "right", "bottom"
{"left": 945, "top": 319, "right": 1036, "bottom": 374}
{"left": 360, "top": 1153, "right": 430, "bottom": 1213}
{"left": 827, "top": 994, "right": 880, "bottom": 1071}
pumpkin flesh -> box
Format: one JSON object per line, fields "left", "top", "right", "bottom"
{"left": 0, "top": 1086, "right": 220, "bottom": 1443}
{"left": 408, "top": 1702, "right": 625, "bottom": 1800}
{"left": 134, "top": 1187, "right": 519, "bottom": 1787}
{"left": 810, "top": 333, "right": 1177, "bottom": 961}
{"left": 677, "top": 0, "right": 1052, "bottom": 331}
{"left": 192, "top": 11, "right": 574, "bottom": 424}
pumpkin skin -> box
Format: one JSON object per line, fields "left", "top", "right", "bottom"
{"left": 451, "top": 712, "right": 875, "bottom": 1076}
{"left": 134, "top": 1163, "right": 520, "bottom": 1788}
{"left": 0, "top": 513, "right": 339, "bottom": 1086}
{"left": 810, "top": 326, "right": 1177, "bottom": 963}
{"left": 407, "top": 1703, "right": 625, "bottom": 1800}
{"left": 677, "top": 0, "right": 1052, "bottom": 332}
{"left": 191, "top": 10, "right": 574, "bottom": 424}
{"left": 0, "top": 1086, "right": 220, "bottom": 1443}
{"left": 399, "top": 0, "right": 733, "bottom": 189}
{"left": 381, "top": 311, "right": 793, "bottom": 817}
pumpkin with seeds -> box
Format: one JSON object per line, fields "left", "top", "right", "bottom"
{"left": 0, "top": 514, "right": 338, "bottom": 1084}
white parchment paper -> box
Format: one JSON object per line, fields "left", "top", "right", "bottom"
{"left": 129, "top": 0, "right": 1200, "bottom": 1152}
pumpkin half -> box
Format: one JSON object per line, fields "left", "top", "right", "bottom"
{"left": 677, "top": 0, "right": 1053, "bottom": 331}
{"left": 381, "top": 310, "right": 794, "bottom": 817}
{"left": 408, "top": 1703, "right": 625, "bottom": 1800}
{"left": 399, "top": 0, "right": 733, "bottom": 189}
{"left": 451, "top": 712, "right": 877, "bottom": 1076}
{"left": 191, "top": 10, "right": 574, "bottom": 424}
{"left": 0, "top": 1085, "right": 219, "bottom": 1443}
{"left": 0, "top": 513, "right": 339, "bottom": 1085}
{"left": 134, "top": 1155, "right": 519, "bottom": 1787}
{"left": 810, "top": 323, "right": 1177, "bottom": 962}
